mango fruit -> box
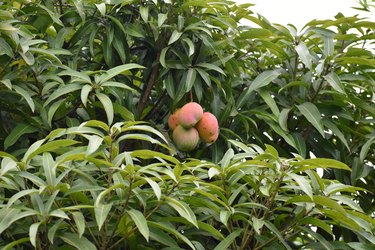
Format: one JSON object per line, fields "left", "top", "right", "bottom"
{"left": 177, "top": 102, "right": 203, "bottom": 128}
{"left": 195, "top": 112, "right": 219, "bottom": 143}
{"left": 172, "top": 125, "right": 199, "bottom": 151}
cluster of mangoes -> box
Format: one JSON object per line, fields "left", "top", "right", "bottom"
{"left": 168, "top": 102, "right": 219, "bottom": 151}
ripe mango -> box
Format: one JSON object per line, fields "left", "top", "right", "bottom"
{"left": 172, "top": 125, "right": 199, "bottom": 151}
{"left": 195, "top": 112, "right": 219, "bottom": 143}
{"left": 168, "top": 109, "right": 180, "bottom": 130}
{"left": 178, "top": 102, "right": 203, "bottom": 128}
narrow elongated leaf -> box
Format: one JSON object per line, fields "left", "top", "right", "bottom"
{"left": 2, "top": 238, "right": 30, "bottom": 250}
{"left": 60, "top": 233, "right": 97, "bottom": 250}
{"left": 258, "top": 89, "right": 280, "bottom": 116}
{"left": 264, "top": 221, "right": 292, "bottom": 250}
{"left": 289, "top": 173, "right": 313, "bottom": 199}
{"left": 72, "top": 212, "right": 85, "bottom": 238}
{"left": 292, "top": 158, "right": 351, "bottom": 171}
{"left": 25, "top": 139, "right": 79, "bottom": 162}
{"left": 148, "top": 221, "right": 195, "bottom": 250}
{"left": 58, "top": 69, "right": 91, "bottom": 83}
{"left": 196, "top": 63, "right": 225, "bottom": 75}
{"left": 7, "top": 189, "right": 39, "bottom": 208}
{"left": 324, "top": 72, "right": 345, "bottom": 94}
{"left": 42, "top": 152, "right": 56, "bottom": 187}
{"left": 168, "top": 30, "right": 182, "bottom": 45}
{"left": 44, "top": 83, "right": 82, "bottom": 107}
{"left": 301, "top": 226, "right": 333, "bottom": 250}
{"left": 359, "top": 137, "right": 375, "bottom": 163}
{"left": 47, "top": 99, "right": 65, "bottom": 126}
{"left": 0, "top": 209, "right": 37, "bottom": 235}
{"left": 100, "top": 81, "right": 134, "bottom": 91}
{"left": 298, "top": 217, "right": 333, "bottom": 235}
{"left": 165, "top": 197, "right": 198, "bottom": 228}
{"left": 144, "top": 177, "right": 161, "bottom": 200}
{"left": 158, "top": 13, "right": 168, "bottom": 27}
{"left": 86, "top": 135, "right": 103, "bottom": 155}
{"left": 80, "top": 84, "right": 92, "bottom": 107}
{"left": 160, "top": 47, "right": 169, "bottom": 68}
{"left": 4, "top": 123, "right": 37, "bottom": 149}
{"left": 13, "top": 85, "right": 35, "bottom": 112}
{"left": 0, "top": 37, "right": 14, "bottom": 57}
{"left": 237, "top": 70, "right": 280, "bottom": 108}
{"left": 29, "top": 222, "right": 41, "bottom": 247}
{"left": 213, "top": 229, "right": 242, "bottom": 250}
{"left": 296, "top": 42, "right": 312, "bottom": 69}
{"left": 127, "top": 209, "right": 149, "bottom": 242}
{"left": 94, "top": 203, "right": 112, "bottom": 231}
{"left": 96, "top": 93, "right": 114, "bottom": 125}
{"left": 296, "top": 102, "right": 325, "bottom": 137}
{"left": 323, "top": 120, "right": 350, "bottom": 150}
{"left": 279, "top": 108, "right": 290, "bottom": 131}
{"left": 98, "top": 63, "right": 144, "bottom": 83}
{"left": 185, "top": 68, "right": 196, "bottom": 92}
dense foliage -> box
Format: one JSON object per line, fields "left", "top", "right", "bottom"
{"left": 0, "top": 0, "right": 374, "bottom": 249}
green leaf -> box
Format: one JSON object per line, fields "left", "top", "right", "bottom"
{"left": 101, "top": 81, "right": 134, "bottom": 91}
{"left": 264, "top": 221, "right": 292, "bottom": 250}
{"left": 127, "top": 209, "right": 149, "bottom": 242}
{"left": 0, "top": 209, "right": 37, "bottom": 235}
{"left": 58, "top": 69, "right": 91, "bottom": 83}
{"left": 296, "top": 41, "right": 312, "bottom": 69}
{"left": 150, "top": 227, "right": 179, "bottom": 247}
{"left": 29, "top": 222, "right": 41, "bottom": 247}
{"left": 72, "top": 212, "right": 86, "bottom": 238}
{"left": 42, "top": 152, "right": 56, "bottom": 187}
{"left": 80, "top": 84, "right": 92, "bottom": 107}
{"left": 94, "top": 203, "right": 112, "bottom": 231}
{"left": 359, "top": 137, "right": 375, "bottom": 163}
{"left": 140, "top": 6, "right": 148, "bottom": 22}
{"left": 2, "top": 238, "right": 30, "bottom": 250}
{"left": 196, "top": 63, "right": 225, "bottom": 75}
{"left": 0, "top": 37, "right": 14, "bottom": 57}
{"left": 298, "top": 217, "right": 333, "bottom": 235}
{"left": 158, "top": 13, "right": 168, "bottom": 27}
{"left": 324, "top": 72, "right": 345, "bottom": 94}
{"left": 182, "top": 37, "right": 195, "bottom": 56}
{"left": 7, "top": 189, "right": 39, "bottom": 208}
{"left": 12, "top": 85, "right": 35, "bottom": 112}
{"left": 296, "top": 102, "right": 325, "bottom": 137}
{"left": 160, "top": 47, "right": 169, "bottom": 68}
{"left": 289, "top": 173, "right": 313, "bottom": 199}
{"left": 241, "top": 28, "right": 273, "bottom": 39}
{"left": 47, "top": 99, "right": 65, "bottom": 126}
{"left": 28, "top": 48, "right": 62, "bottom": 64}
{"left": 148, "top": 221, "right": 196, "bottom": 250}
{"left": 96, "top": 93, "right": 114, "bottom": 125}
{"left": 44, "top": 83, "right": 82, "bottom": 107}
{"left": 292, "top": 158, "right": 351, "bottom": 171}
{"left": 24, "top": 139, "right": 79, "bottom": 162}
{"left": 86, "top": 135, "right": 103, "bottom": 155}
{"left": 168, "top": 30, "right": 183, "bottom": 45}
{"left": 98, "top": 63, "right": 144, "bottom": 83}
{"left": 144, "top": 177, "right": 161, "bottom": 200}
{"left": 258, "top": 89, "right": 280, "bottom": 116}
{"left": 278, "top": 108, "right": 290, "bottom": 131}
{"left": 60, "top": 233, "right": 97, "bottom": 250}
{"left": 213, "top": 229, "right": 242, "bottom": 250}
{"left": 185, "top": 68, "right": 197, "bottom": 92}
{"left": 95, "top": 3, "right": 106, "bottom": 16}
{"left": 301, "top": 226, "right": 333, "bottom": 250}
{"left": 165, "top": 197, "right": 198, "bottom": 228}
{"left": 323, "top": 120, "right": 350, "bottom": 150}
{"left": 237, "top": 70, "right": 280, "bottom": 108}
{"left": 4, "top": 123, "right": 37, "bottom": 149}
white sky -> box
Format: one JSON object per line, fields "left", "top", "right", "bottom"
{"left": 236, "top": 0, "right": 375, "bottom": 30}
